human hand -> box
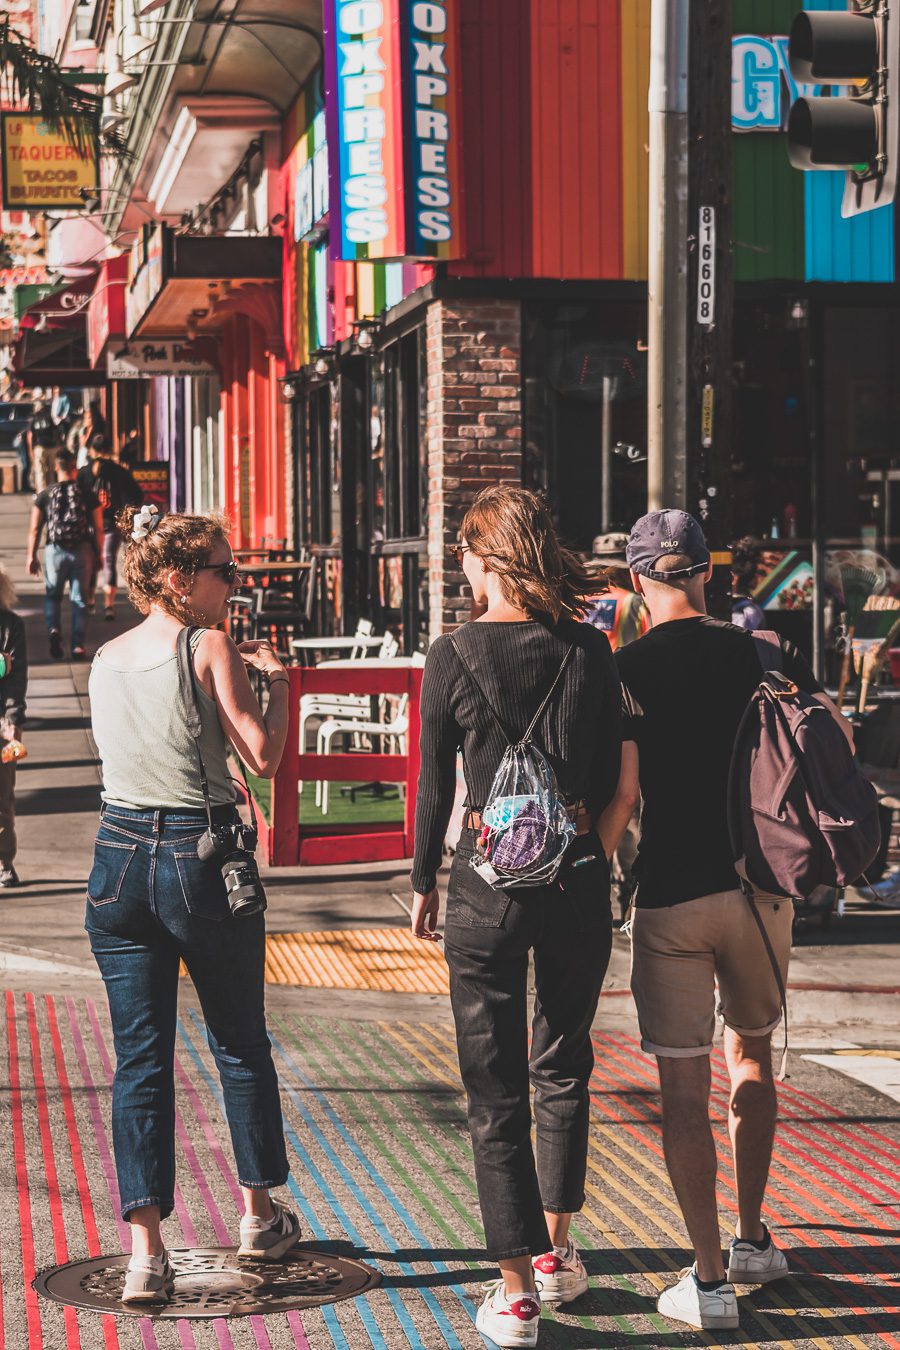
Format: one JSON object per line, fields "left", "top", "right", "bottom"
{"left": 238, "top": 639, "right": 285, "bottom": 678}
{"left": 411, "top": 889, "right": 442, "bottom": 942}
{"left": 27, "top": 555, "right": 40, "bottom": 577}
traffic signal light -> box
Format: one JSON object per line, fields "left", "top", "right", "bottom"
{"left": 786, "top": 1, "right": 897, "bottom": 217}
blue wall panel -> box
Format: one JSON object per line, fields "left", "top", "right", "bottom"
{"left": 803, "top": 0, "right": 895, "bottom": 282}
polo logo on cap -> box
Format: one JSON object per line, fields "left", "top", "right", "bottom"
{"left": 660, "top": 540, "right": 679, "bottom": 549}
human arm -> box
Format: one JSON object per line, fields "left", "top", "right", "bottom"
{"left": 596, "top": 741, "right": 640, "bottom": 860}
{"left": 26, "top": 503, "right": 44, "bottom": 576}
{"left": 1, "top": 614, "right": 27, "bottom": 735}
{"left": 410, "top": 644, "right": 459, "bottom": 938}
{"left": 196, "top": 629, "right": 290, "bottom": 778}
{"left": 584, "top": 634, "right": 624, "bottom": 828}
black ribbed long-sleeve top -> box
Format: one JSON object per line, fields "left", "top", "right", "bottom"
{"left": 411, "top": 618, "right": 623, "bottom": 893}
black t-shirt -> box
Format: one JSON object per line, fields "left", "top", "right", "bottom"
{"left": 616, "top": 616, "right": 822, "bottom": 908}
{"left": 77, "top": 458, "right": 142, "bottom": 532}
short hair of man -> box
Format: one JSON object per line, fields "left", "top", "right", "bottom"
{"left": 90, "top": 433, "right": 110, "bottom": 455}
{"left": 638, "top": 551, "right": 706, "bottom": 600}
{"left": 55, "top": 448, "right": 76, "bottom": 472}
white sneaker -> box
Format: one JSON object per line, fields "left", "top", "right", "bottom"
{"left": 727, "top": 1227, "right": 790, "bottom": 1284}
{"left": 657, "top": 1266, "right": 739, "bottom": 1330}
{"left": 475, "top": 1280, "right": 541, "bottom": 1347}
{"left": 533, "top": 1241, "right": 589, "bottom": 1304}
{"left": 121, "top": 1250, "right": 175, "bottom": 1304}
{"left": 238, "top": 1198, "right": 302, "bottom": 1259}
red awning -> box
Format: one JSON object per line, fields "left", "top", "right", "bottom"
{"left": 17, "top": 269, "right": 98, "bottom": 331}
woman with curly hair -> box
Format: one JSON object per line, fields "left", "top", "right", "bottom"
{"left": 411, "top": 485, "right": 623, "bottom": 1347}
{"left": 86, "top": 506, "right": 300, "bottom": 1304}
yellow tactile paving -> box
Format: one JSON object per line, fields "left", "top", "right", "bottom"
{"left": 262, "top": 928, "right": 451, "bottom": 995}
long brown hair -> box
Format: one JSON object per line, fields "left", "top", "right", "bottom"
{"left": 461, "top": 485, "right": 591, "bottom": 622}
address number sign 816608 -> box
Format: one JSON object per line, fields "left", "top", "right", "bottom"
{"left": 697, "top": 206, "right": 716, "bottom": 328}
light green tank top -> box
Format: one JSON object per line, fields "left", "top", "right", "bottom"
{"left": 89, "top": 629, "right": 236, "bottom": 811}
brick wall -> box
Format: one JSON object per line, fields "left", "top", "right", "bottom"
{"left": 425, "top": 298, "right": 523, "bottom": 639}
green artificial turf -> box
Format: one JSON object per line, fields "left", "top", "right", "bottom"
{"left": 246, "top": 772, "right": 405, "bottom": 827}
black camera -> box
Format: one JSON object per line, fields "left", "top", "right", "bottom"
{"left": 197, "top": 822, "right": 267, "bottom": 918}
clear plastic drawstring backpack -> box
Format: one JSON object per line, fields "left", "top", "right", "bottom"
{"left": 450, "top": 638, "right": 576, "bottom": 890}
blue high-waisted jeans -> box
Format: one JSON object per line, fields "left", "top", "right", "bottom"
{"left": 85, "top": 803, "right": 289, "bottom": 1221}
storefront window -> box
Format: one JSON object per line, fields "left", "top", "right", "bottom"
{"left": 188, "top": 376, "right": 222, "bottom": 514}
{"left": 297, "top": 382, "right": 341, "bottom": 548}
{"left": 523, "top": 300, "right": 648, "bottom": 550}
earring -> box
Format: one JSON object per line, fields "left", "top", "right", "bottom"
{"left": 181, "top": 595, "right": 189, "bottom": 604}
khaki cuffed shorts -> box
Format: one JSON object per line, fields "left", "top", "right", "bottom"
{"left": 629, "top": 888, "right": 793, "bottom": 1057}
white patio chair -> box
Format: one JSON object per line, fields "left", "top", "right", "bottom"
{"left": 298, "top": 621, "right": 383, "bottom": 753}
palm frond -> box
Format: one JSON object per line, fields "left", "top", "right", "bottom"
{"left": 0, "top": 18, "right": 129, "bottom": 159}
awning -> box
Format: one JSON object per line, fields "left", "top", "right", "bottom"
{"left": 13, "top": 268, "right": 103, "bottom": 386}
{"left": 126, "top": 225, "right": 281, "bottom": 348}
{"left": 87, "top": 256, "right": 128, "bottom": 368}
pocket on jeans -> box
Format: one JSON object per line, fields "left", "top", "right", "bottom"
{"left": 558, "top": 836, "right": 611, "bottom": 924}
{"left": 174, "top": 850, "right": 231, "bottom": 922}
{"left": 87, "top": 840, "right": 137, "bottom": 907}
{"left": 445, "top": 852, "right": 512, "bottom": 929}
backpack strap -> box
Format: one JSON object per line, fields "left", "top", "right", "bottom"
{"left": 743, "top": 887, "right": 789, "bottom": 1082}
{"left": 753, "top": 629, "right": 783, "bottom": 676}
{"left": 448, "top": 633, "right": 575, "bottom": 747}
{"left": 448, "top": 633, "right": 518, "bottom": 743}
{"left": 521, "top": 645, "right": 575, "bottom": 744}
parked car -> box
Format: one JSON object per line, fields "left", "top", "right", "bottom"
{"left": 0, "top": 402, "right": 35, "bottom": 453}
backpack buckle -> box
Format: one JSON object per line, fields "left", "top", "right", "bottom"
{"left": 760, "top": 675, "right": 798, "bottom": 699}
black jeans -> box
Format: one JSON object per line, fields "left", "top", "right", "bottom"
{"left": 444, "top": 829, "right": 612, "bottom": 1260}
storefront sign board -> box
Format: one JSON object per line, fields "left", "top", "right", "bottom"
{"left": 295, "top": 114, "right": 330, "bottom": 242}
{"left": 0, "top": 113, "right": 98, "bottom": 211}
{"left": 126, "top": 225, "right": 168, "bottom": 338}
{"left": 107, "top": 339, "right": 217, "bottom": 379}
{"left": 132, "top": 462, "right": 171, "bottom": 513}
{"left": 323, "top": 0, "right": 463, "bottom": 260}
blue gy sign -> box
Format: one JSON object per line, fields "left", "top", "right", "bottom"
{"left": 732, "top": 34, "right": 841, "bottom": 132}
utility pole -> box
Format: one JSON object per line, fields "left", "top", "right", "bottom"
{"left": 686, "top": 0, "right": 734, "bottom": 577}
{"left": 647, "top": 0, "right": 690, "bottom": 510}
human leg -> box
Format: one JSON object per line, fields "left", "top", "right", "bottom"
{"left": 69, "top": 542, "right": 92, "bottom": 650}
{"left": 43, "top": 543, "right": 65, "bottom": 642}
{"left": 443, "top": 848, "right": 547, "bottom": 1282}
{"left": 657, "top": 1055, "right": 725, "bottom": 1281}
{"left": 86, "top": 926, "right": 181, "bottom": 1230}
{"left": 529, "top": 847, "right": 611, "bottom": 1301}
{"left": 0, "top": 760, "right": 17, "bottom": 870}
{"left": 103, "top": 532, "right": 120, "bottom": 612}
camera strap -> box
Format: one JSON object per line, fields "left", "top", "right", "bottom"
{"left": 176, "top": 625, "right": 261, "bottom": 837}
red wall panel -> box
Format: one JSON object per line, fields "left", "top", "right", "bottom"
{"left": 451, "top": 0, "right": 623, "bottom": 280}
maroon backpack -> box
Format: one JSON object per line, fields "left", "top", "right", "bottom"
{"left": 728, "top": 632, "right": 881, "bottom": 899}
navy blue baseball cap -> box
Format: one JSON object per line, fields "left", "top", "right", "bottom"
{"left": 626, "top": 509, "right": 711, "bottom": 581}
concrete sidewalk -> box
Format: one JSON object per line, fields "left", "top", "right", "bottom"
{"left": 2, "top": 488, "right": 900, "bottom": 1349}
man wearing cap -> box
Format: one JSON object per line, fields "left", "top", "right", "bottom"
{"left": 584, "top": 533, "right": 650, "bottom": 652}
{"left": 598, "top": 509, "right": 830, "bottom": 1331}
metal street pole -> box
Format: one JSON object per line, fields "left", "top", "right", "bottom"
{"left": 647, "top": 0, "right": 690, "bottom": 510}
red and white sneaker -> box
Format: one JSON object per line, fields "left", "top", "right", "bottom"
{"left": 475, "top": 1280, "right": 541, "bottom": 1347}
{"left": 533, "top": 1240, "right": 589, "bottom": 1304}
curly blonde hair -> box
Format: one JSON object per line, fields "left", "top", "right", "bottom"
{"left": 116, "top": 508, "right": 231, "bottom": 618}
{"left": 0, "top": 565, "right": 16, "bottom": 613}
{"left": 461, "top": 485, "right": 592, "bottom": 623}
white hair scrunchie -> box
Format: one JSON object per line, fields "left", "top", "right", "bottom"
{"left": 131, "top": 504, "right": 161, "bottom": 541}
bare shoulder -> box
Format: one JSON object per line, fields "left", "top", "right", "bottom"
{"left": 194, "top": 626, "right": 238, "bottom": 672}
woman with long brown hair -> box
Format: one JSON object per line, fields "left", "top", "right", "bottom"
{"left": 411, "top": 485, "right": 623, "bottom": 1347}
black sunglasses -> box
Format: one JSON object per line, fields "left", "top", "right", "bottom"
{"left": 446, "top": 543, "right": 471, "bottom": 566}
{"left": 197, "top": 560, "right": 239, "bottom": 584}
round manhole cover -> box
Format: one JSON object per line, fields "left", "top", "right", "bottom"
{"left": 34, "top": 1246, "right": 381, "bottom": 1319}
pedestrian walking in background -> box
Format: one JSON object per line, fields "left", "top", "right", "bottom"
{"left": 78, "top": 433, "right": 143, "bottom": 621}
{"left": 604, "top": 509, "right": 849, "bottom": 1332}
{"left": 27, "top": 397, "right": 59, "bottom": 495}
{"left": 119, "top": 427, "right": 143, "bottom": 467}
{"left": 27, "top": 448, "right": 102, "bottom": 661}
{"left": 411, "top": 485, "right": 622, "bottom": 1349}
{"left": 86, "top": 506, "right": 299, "bottom": 1304}
{"left": 730, "top": 537, "right": 766, "bottom": 631}
{"left": 0, "top": 564, "right": 28, "bottom": 888}
{"left": 584, "top": 532, "right": 651, "bottom": 651}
